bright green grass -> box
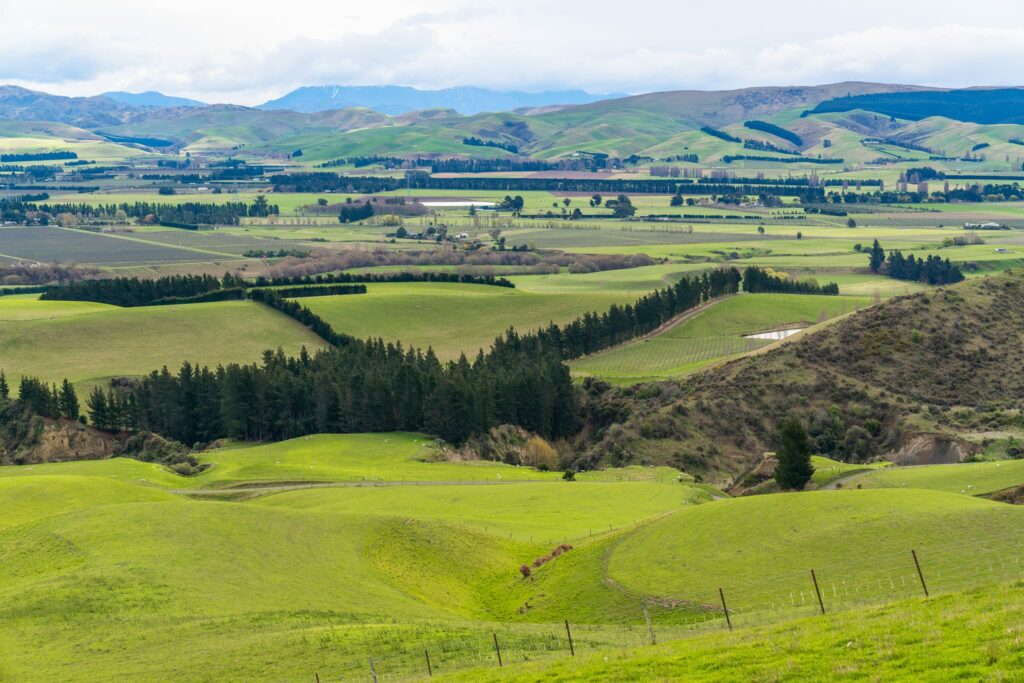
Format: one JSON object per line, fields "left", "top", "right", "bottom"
{"left": 0, "top": 448, "right": 704, "bottom": 680}
{"left": 257, "top": 480, "right": 708, "bottom": 542}
{"left": 668, "top": 293, "right": 869, "bottom": 337}
{"left": 0, "top": 475, "right": 176, "bottom": 529}
{"left": 186, "top": 433, "right": 564, "bottom": 488}
{"left": 571, "top": 294, "right": 869, "bottom": 383}
{"left": 856, "top": 459, "right": 1024, "bottom": 496}
{"left": 296, "top": 282, "right": 640, "bottom": 360}
{"left": 0, "top": 433, "right": 566, "bottom": 489}
{"left": 0, "top": 299, "right": 326, "bottom": 388}
{"left": 0, "top": 456, "right": 192, "bottom": 488}
{"left": 809, "top": 455, "right": 888, "bottom": 488}
{"left": 0, "top": 297, "right": 115, "bottom": 321}
{"left": 452, "top": 581, "right": 1024, "bottom": 682}
{"left": 607, "top": 489, "right": 1024, "bottom": 612}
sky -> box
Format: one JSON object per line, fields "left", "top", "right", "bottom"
{"left": 3, "top": 0, "right": 1024, "bottom": 105}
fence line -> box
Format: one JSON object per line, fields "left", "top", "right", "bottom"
{"left": 308, "top": 534, "right": 1023, "bottom": 680}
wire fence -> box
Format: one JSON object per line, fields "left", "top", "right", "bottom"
{"left": 308, "top": 530, "right": 1024, "bottom": 681}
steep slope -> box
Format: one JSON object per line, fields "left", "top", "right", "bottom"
{"left": 809, "top": 88, "right": 1024, "bottom": 124}
{"left": 546, "top": 82, "right": 927, "bottom": 129}
{"left": 0, "top": 85, "right": 143, "bottom": 128}
{"left": 101, "top": 91, "right": 206, "bottom": 108}
{"left": 580, "top": 271, "right": 1024, "bottom": 484}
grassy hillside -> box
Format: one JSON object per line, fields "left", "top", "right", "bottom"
{"left": 608, "top": 489, "right": 1024, "bottom": 611}
{"left": 570, "top": 293, "right": 869, "bottom": 383}
{"left": 0, "top": 475, "right": 175, "bottom": 529}
{"left": 579, "top": 270, "right": 1024, "bottom": 483}
{"left": 0, "top": 428, "right": 1020, "bottom": 680}
{"left": 0, "top": 429, "right": 711, "bottom": 681}
{"left": 0, "top": 298, "right": 326, "bottom": 388}
{"left": 572, "top": 293, "right": 870, "bottom": 383}
{"left": 451, "top": 581, "right": 1024, "bottom": 681}
{"left": 855, "top": 459, "right": 1024, "bottom": 495}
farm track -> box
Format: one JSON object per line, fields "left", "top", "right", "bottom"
{"left": 170, "top": 478, "right": 570, "bottom": 496}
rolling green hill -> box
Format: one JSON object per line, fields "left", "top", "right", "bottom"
{"left": 451, "top": 581, "right": 1024, "bottom": 681}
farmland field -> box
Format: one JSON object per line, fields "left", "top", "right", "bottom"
{"left": 854, "top": 459, "right": 1024, "bottom": 495}
{"left": 0, "top": 297, "right": 326, "bottom": 388}
{"left": 296, "top": 281, "right": 644, "bottom": 359}
{"left": 571, "top": 293, "right": 870, "bottom": 383}
{"left": 0, "top": 226, "right": 224, "bottom": 265}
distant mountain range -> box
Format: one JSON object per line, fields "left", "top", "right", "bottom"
{"left": 101, "top": 91, "right": 206, "bottom": 108}
{"left": 257, "top": 85, "right": 620, "bottom": 115}
{"left": 4, "top": 82, "right": 1024, "bottom": 166}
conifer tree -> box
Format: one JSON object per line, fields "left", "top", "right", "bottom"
{"left": 58, "top": 379, "right": 79, "bottom": 420}
{"left": 774, "top": 417, "right": 815, "bottom": 491}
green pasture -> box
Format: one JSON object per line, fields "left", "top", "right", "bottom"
{"left": 0, "top": 298, "right": 326, "bottom": 388}
{"left": 452, "top": 581, "right": 1024, "bottom": 682}
{"left": 607, "top": 489, "right": 1024, "bottom": 612}
{"left": 295, "top": 281, "right": 642, "bottom": 360}
{"left": 854, "top": 459, "right": 1024, "bottom": 496}
{"left": 257, "top": 480, "right": 708, "bottom": 542}
{"left": 809, "top": 455, "right": 888, "bottom": 488}
{"left": 571, "top": 293, "right": 869, "bottom": 383}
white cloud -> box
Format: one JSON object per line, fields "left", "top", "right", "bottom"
{"left": 1, "top": 1, "right": 1023, "bottom": 103}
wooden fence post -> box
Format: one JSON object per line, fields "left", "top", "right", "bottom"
{"left": 719, "top": 588, "right": 733, "bottom": 631}
{"left": 368, "top": 657, "right": 377, "bottom": 683}
{"left": 642, "top": 602, "right": 656, "bottom": 644}
{"left": 493, "top": 632, "right": 503, "bottom": 667}
{"left": 565, "top": 619, "right": 575, "bottom": 656}
{"left": 811, "top": 569, "right": 825, "bottom": 614}
{"left": 912, "top": 549, "right": 929, "bottom": 597}
{"left": 425, "top": 649, "right": 432, "bottom": 677}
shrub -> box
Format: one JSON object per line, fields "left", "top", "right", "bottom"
{"left": 522, "top": 436, "right": 558, "bottom": 470}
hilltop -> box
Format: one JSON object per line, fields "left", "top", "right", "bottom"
{"left": 8, "top": 81, "right": 1012, "bottom": 161}
{"left": 257, "top": 84, "right": 616, "bottom": 115}
{"left": 580, "top": 271, "right": 1024, "bottom": 485}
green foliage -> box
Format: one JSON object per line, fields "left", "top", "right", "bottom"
{"left": 774, "top": 417, "right": 815, "bottom": 490}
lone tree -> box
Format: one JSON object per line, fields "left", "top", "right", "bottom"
{"left": 869, "top": 239, "right": 886, "bottom": 273}
{"left": 774, "top": 417, "right": 815, "bottom": 490}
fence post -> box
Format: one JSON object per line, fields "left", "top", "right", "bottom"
{"left": 493, "top": 632, "right": 503, "bottom": 667}
{"left": 642, "top": 602, "right": 656, "bottom": 644}
{"left": 811, "top": 569, "right": 825, "bottom": 614}
{"left": 368, "top": 657, "right": 377, "bottom": 683}
{"left": 719, "top": 588, "right": 733, "bottom": 631}
{"left": 425, "top": 649, "right": 432, "bottom": 677}
{"left": 565, "top": 619, "right": 575, "bottom": 656}
{"left": 315, "top": 674, "right": 320, "bottom": 683}
{"left": 912, "top": 549, "right": 929, "bottom": 597}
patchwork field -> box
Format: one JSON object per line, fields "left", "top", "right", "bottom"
{"left": 6, "top": 113, "right": 1024, "bottom": 683}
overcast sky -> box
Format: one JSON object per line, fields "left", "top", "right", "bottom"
{"left": 4, "top": 0, "right": 1024, "bottom": 105}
